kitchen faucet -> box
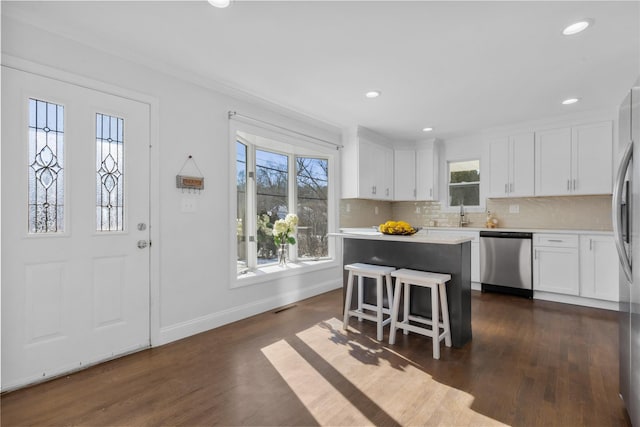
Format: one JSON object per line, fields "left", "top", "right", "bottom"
{"left": 459, "top": 204, "right": 469, "bottom": 227}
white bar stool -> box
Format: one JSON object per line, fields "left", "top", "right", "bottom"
{"left": 388, "top": 268, "right": 452, "bottom": 359}
{"left": 343, "top": 263, "right": 396, "bottom": 341}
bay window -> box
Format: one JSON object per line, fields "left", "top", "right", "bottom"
{"left": 234, "top": 128, "right": 333, "bottom": 277}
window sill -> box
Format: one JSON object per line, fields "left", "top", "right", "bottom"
{"left": 233, "top": 258, "right": 339, "bottom": 288}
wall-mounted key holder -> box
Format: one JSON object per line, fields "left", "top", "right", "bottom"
{"left": 176, "top": 155, "right": 204, "bottom": 193}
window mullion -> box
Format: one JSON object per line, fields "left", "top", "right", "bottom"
{"left": 289, "top": 153, "right": 297, "bottom": 262}
{"left": 247, "top": 144, "right": 258, "bottom": 269}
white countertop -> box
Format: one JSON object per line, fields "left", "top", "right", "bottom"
{"left": 330, "top": 230, "right": 474, "bottom": 245}
{"left": 333, "top": 226, "right": 613, "bottom": 244}
{"left": 423, "top": 226, "right": 613, "bottom": 235}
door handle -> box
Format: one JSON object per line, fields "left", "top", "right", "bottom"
{"left": 137, "top": 240, "right": 149, "bottom": 249}
{"left": 613, "top": 140, "right": 633, "bottom": 282}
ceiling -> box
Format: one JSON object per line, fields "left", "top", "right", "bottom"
{"left": 3, "top": 1, "right": 640, "bottom": 142}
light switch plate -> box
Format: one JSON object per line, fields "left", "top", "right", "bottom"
{"left": 509, "top": 204, "right": 519, "bottom": 214}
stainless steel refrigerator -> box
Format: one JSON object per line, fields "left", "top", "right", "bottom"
{"left": 614, "top": 77, "right": 640, "bottom": 426}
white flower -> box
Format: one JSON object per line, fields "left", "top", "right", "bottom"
{"left": 285, "top": 213, "right": 299, "bottom": 228}
{"left": 273, "top": 219, "right": 289, "bottom": 235}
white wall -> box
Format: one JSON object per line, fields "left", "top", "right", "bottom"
{"left": 2, "top": 17, "right": 343, "bottom": 346}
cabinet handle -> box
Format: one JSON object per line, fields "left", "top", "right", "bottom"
{"left": 590, "top": 238, "right": 593, "bottom": 251}
{"left": 505, "top": 183, "right": 508, "bottom": 194}
{"left": 372, "top": 186, "right": 376, "bottom": 195}
{"left": 429, "top": 188, "right": 433, "bottom": 198}
{"left": 534, "top": 249, "right": 537, "bottom": 260}
{"left": 510, "top": 183, "right": 514, "bottom": 193}
{"left": 573, "top": 179, "right": 577, "bottom": 190}
{"left": 413, "top": 188, "right": 416, "bottom": 198}
{"left": 547, "top": 239, "right": 564, "bottom": 242}
{"left": 567, "top": 180, "right": 570, "bottom": 191}
{"left": 386, "top": 188, "right": 389, "bottom": 197}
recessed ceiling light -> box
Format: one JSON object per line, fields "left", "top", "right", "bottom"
{"left": 562, "top": 20, "right": 592, "bottom": 36}
{"left": 208, "top": 0, "right": 231, "bottom": 8}
{"left": 365, "top": 90, "right": 381, "bottom": 99}
{"left": 562, "top": 98, "right": 580, "bottom": 105}
{"left": 422, "top": 127, "right": 434, "bottom": 132}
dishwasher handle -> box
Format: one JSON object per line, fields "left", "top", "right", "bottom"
{"left": 480, "top": 231, "right": 533, "bottom": 239}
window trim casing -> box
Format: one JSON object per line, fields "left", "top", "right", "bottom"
{"left": 228, "top": 119, "right": 338, "bottom": 288}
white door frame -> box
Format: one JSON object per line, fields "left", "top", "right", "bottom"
{"left": 1, "top": 55, "right": 162, "bottom": 356}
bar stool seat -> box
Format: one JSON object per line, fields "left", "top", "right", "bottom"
{"left": 343, "top": 263, "right": 395, "bottom": 341}
{"left": 389, "top": 268, "right": 452, "bottom": 359}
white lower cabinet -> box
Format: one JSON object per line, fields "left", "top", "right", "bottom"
{"left": 533, "top": 234, "right": 579, "bottom": 295}
{"left": 579, "top": 235, "right": 619, "bottom": 301}
{"left": 534, "top": 233, "right": 618, "bottom": 305}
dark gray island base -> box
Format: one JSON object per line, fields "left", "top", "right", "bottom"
{"left": 342, "top": 237, "right": 472, "bottom": 348}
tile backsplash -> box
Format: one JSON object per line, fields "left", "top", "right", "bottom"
{"left": 341, "top": 195, "right": 612, "bottom": 231}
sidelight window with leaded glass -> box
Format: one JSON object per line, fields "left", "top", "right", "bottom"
{"left": 28, "top": 98, "right": 64, "bottom": 233}
{"left": 96, "top": 113, "right": 125, "bottom": 231}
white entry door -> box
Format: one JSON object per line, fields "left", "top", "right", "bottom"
{"left": 1, "top": 67, "right": 151, "bottom": 390}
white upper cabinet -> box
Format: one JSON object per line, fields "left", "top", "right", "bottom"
{"left": 487, "top": 132, "right": 534, "bottom": 198}
{"left": 572, "top": 122, "right": 613, "bottom": 195}
{"left": 341, "top": 127, "right": 394, "bottom": 200}
{"left": 394, "top": 149, "right": 416, "bottom": 200}
{"left": 392, "top": 141, "right": 440, "bottom": 201}
{"left": 415, "top": 142, "right": 440, "bottom": 201}
{"left": 535, "top": 121, "right": 612, "bottom": 196}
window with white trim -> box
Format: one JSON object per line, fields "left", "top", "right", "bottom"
{"left": 235, "top": 130, "right": 332, "bottom": 276}
{"left": 448, "top": 159, "right": 480, "bottom": 207}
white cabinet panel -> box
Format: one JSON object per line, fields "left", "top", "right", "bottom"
{"left": 510, "top": 132, "right": 535, "bottom": 197}
{"left": 535, "top": 122, "right": 613, "bottom": 196}
{"left": 342, "top": 132, "right": 394, "bottom": 200}
{"left": 535, "top": 127, "right": 572, "bottom": 196}
{"left": 488, "top": 137, "right": 510, "bottom": 197}
{"left": 394, "top": 149, "right": 416, "bottom": 200}
{"left": 488, "top": 133, "right": 534, "bottom": 198}
{"left": 579, "top": 235, "right": 619, "bottom": 301}
{"left": 533, "top": 245, "right": 580, "bottom": 295}
{"left": 572, "top": 122, "right": 613, "bottom": 195}
{"left": 416, "top": 143, "right": 439, "bottom": 201}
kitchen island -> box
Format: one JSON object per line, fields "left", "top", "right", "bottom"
{"left": 334, "top": 230, "right": 473, "bottom": 347}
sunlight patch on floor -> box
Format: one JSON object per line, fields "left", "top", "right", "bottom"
{"left": 261, "top": 338, "right": 373, "bottom": 426}
{"left": 262, "top": 317, "right": 509, "bottom": 426}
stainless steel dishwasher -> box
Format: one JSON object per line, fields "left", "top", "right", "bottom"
{"left": 480, "top": 231, "right": 533, "bottom": 298}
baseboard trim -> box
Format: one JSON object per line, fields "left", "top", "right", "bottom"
{"left": 534, "top": 291, "right": 619, "bottom": 311}
{"left": 157, "top": 279, "right": 342, "bottom": 346}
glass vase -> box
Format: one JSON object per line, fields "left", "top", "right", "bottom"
{"left": 278, "top": 243, "right": 287, "bottom": 266}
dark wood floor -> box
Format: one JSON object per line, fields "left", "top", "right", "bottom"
{"left": 1, "top": 289, "right": 631, "bottom": 426}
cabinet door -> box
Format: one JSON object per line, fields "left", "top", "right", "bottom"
{"left": 572, "top": 121, "right": 613, "bottom": 195}
{"left": 510, "top": 132, "right": 535, "bottom": 197}
{"left": 380, "top": 146, "right": 394, "bottom": 200}
{"left": 487, "top": 137, "right": 510, "bottom": 197}
{"left": 579, "top": 235, "right": 619, "bottom": 301}
{"left": 533, "top": 246, "right": 579, "bottom": 295}
{"left": 358, "top": 140, "right": 377, "bottom": 198}
{"left": 416, "top": 147, "right": 437, "bottom": 200}
{"left": 535, "top": 127, "right": 572, "bottom": 196}
{"left": 394, "top": 149, "right": 416, "bottom": 200}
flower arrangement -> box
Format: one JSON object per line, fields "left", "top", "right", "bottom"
{"left": 273, "top": 213, "right": 299, "bottom": 246}
{"left": 273, "top": 213, "right": 298, "bottom": 265}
